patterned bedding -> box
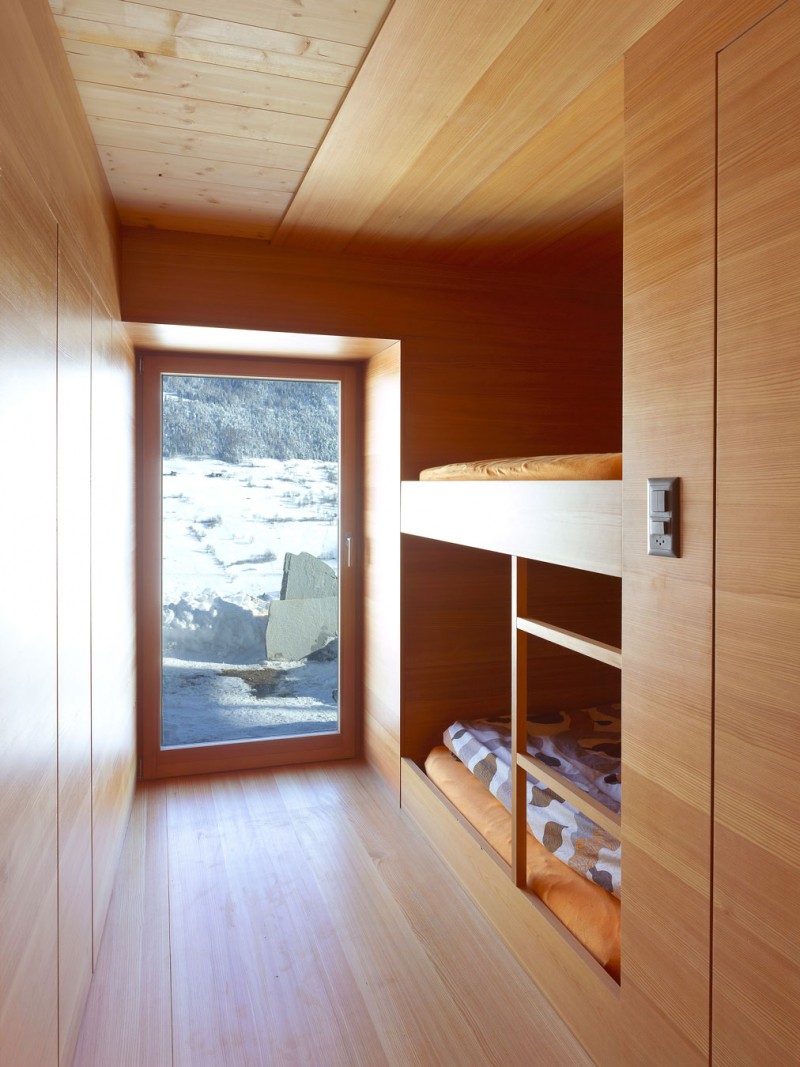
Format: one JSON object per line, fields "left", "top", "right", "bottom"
{"left": 444, "top": 705, "right": 621, "bottom": 896}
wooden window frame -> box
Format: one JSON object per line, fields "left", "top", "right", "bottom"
{"left": 137, "top": 352, "right": 359, "bottom": 779}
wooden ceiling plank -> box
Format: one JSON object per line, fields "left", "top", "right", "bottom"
{"left": 455, "top": 192, "right": 625, "bottom": 270}
{"left": 411, "top": 66, "right": 624, "bottom": 257}
{"left": 51, "top": 8, "right": 362, "bottom": 86}
{"left": 168, "top": 11, "right": 363, "bottom": 68}
{"left": 109, "top": 171, "right": 293, "bottom": 211}
{"left": 117, "top": 208, "right": 279, "bottom": 241}
{"left": 272, "top": 0, "right": 550, "bottom": 252}
{"left": 50, "top": 1, "right": 364, "bottom": 64}
{"left": 88, "top": 115, "right": 316, "bottom": 170}
{"left": 98, "top": 145, "right": 302, "bottom": 194}
{"left": 274, "top": 0, "right": 683, "bottom": 254}
{"left": 113, "top": 172, "right": 292, "bottom": 238}
{"left": 86, "top": 0, "right": 391, "bottom": 49}
{"left": 44, "top": 0, "right": 677, "bottom": 257}
{"left": 76, "top": 82, "right": 329, "bottom": 148}
{"left": 335, "top": 1, "right": 679, "bottom": 253}
{"left": 62, "top": 38, "right": 344, "bottom": 120}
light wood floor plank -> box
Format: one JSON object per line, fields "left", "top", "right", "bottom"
{"left": 72, "top": 761, "right": 592, "bottom": 1066}
{"left": 168, "top": 772, "right": 387, "bottom": 1067}
{"left": 278, "top": 763, "right": 592, "bottom": 1066}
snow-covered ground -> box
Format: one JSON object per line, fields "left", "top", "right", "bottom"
{"left": 161, "top": 455, "right": 340, "bottom": 746}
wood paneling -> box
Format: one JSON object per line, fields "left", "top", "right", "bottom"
{"left": 65, "top": 37, "right": 343, "bottom": 118}
{"left": 53, "top": 5, "right": 363, "bottom": 84}
{"left": 398, "top": 284, "right": 622, "bottom": 478}
{"left": 715, "top": 4, "right": 800, "bottom": 1061}
{"left": 73, "top": 783, "right": 172, "bottom": 1067}
{"left": 0, "top": 134, "right": 59, "bottom": 1067}
{"left": 623, "top": 0, "right": 785, "bottom": 1061}
{"left": 46, "top": 1, "right": 689, "bottom": 262}
{"left": 123, "top": 226, "right": 621, "bottom": 799}
{"left": 1, "top": 5, "right": 133, "bottom": 1061}
{"left": 401, "top": 540, "right": 511, "bottom": 764}
{"left": 57, "top": 230, "right": 94, "bottom": 1067}
{"left": 433, "top": 62, "right": 623, "bottom": 267}
{"left": 121, "top": 0, "right": 386, "bottom": 46}
{"left": 2, "top": 0, "right": 118, "bottom": 306}
{"left": 364, "top": 343, "right": 401, "bottom": 792}
{"left": 101, "top": 146, "right": 299, "bottom": 196}
{"left": 624, "top": 16, "right": 716, "bottom": 1062}
{"left": 48, "top": 0, "right": 391, "bottom": 235}
{"left": 110, "top": 173, "right": 292, "bottom": 241}
{"left": 121, "top": 228, "right": 622, "bottom": 474}
{"left": 91, "top": 302, "right": 137, "bottom": 963}
{"left": 91, "top": 115, "right": 316, "bottom": 173}
{"left": 273, "top": 0, "right": 681, "bottom": 265}
{"left": 79, "top": 83, "right": 328, "bottom": 147}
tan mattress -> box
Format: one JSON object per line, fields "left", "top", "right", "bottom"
{"left": 419, "top": 452, "right": 622, "bottom": 482}
{"left": 425, "top": 745, "right": 621, "bottom": 980}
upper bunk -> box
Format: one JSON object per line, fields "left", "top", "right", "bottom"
{"left": 400, "top": 453, "right": 622, "bottom": 577}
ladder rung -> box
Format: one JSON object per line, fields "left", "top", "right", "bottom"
{"left": 516, "top": 616, "right": 622, "bottom": 669}
{"left": 516, "top": 751, "right": 622, "bottom": 841}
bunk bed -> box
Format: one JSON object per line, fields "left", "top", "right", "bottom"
{"left": 400, "top": 454, "right": 623, "bottom": 984}
{"left": 403, "top": 453, "right": 622, "bottom": 576}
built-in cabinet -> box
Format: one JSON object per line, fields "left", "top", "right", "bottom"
{"left": 0, "top": 3, "right": 137, "bottom": 1065}
{"left": 625, "top": 0, "right": 799, "bottom": 1060}
{"left": 714, "top": 2, "right": 800, "bottom": 1058}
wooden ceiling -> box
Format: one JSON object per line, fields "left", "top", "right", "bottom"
{"left": 49, "top": 0, "right": 684, "bottom": 268}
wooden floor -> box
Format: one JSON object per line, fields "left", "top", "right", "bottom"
{"left": 72, "top": 760, "right": 592, "bottom": 1066}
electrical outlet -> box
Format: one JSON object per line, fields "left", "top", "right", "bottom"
{"left": 648, "top": 477, "right": 680, "bottom": 557}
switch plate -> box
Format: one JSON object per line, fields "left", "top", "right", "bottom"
{"left": 647, "top": 477, "right": 680, "bottom": 557}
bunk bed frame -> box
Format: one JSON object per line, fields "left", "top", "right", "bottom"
{"left": 402, "top": 480, "right": 621, "bottom": 576}
{"left": 399, "top": 477, "right": 623, "bottom": 1062}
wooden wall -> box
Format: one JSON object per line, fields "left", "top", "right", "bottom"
{"left": 714, "top": 3, "right": 800, "bottom": 1061}
{"left": 122, "top": 228, "right": 622, "bottom": 796}
{"left": 364, "top": 343, "right": 402, "bottom": 791}
{"left": 624, "top": 0, "right": 790, "bottom": 1061}
{"left": 0, "top": 3, "right": 136, "bottom": 1065}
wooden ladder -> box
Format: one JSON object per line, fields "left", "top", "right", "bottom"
{"left": 510, "top": 556, "right": 622, "bottom": 887}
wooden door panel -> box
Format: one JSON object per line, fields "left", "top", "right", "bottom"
{"left": 57, "top": 229, "right": 94, "bottom": 1066}
{"left": 0, "top": 138, "right": 59, "bottom": 1067}
{"left": 91, "top": 299, "right": 137, "bottom": 964}
{"left": 715, "top": 2, "right": 800, "bottom": 1061}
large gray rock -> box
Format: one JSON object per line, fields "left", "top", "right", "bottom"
{"left": 280, "top": 551, "right": 337, "bottom": 600}
{"left": 266, "top": 552, "right": 339, "bottom": 660}
{"left": 265, "top": 596, "right": 338, "bottom": 662}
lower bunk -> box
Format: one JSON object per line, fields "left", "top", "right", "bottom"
{"left": 417, "top": 701, "right": 621, "bottom": 969}
{"left": 400, "top": 756, "right": 622, "bottom": 1065}
{"left": 425, "top": 746, "right": 620, "bottom": 978}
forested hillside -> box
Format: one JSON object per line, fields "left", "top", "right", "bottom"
{"left": 162, "top": 374, "right": 339, "bottom": 462}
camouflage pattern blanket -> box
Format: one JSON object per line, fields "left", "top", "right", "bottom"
{"left": 443, "top": 706, "right": 621, "bottom": 896}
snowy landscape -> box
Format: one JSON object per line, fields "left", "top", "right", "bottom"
{"left": 160, "top": 375, "right": 341, "bottom": 747}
